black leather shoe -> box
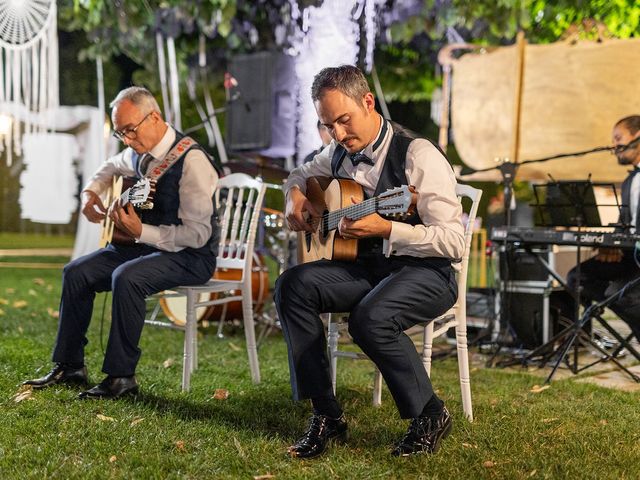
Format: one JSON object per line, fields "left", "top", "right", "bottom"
{"left": 287, "top": 414, "right": 348, "bottom": 459}
{"left": 391, "top": 407, "right": 452, "bottom": 456}
{"left": 23, "top": 363, "right": 89, "bottom": 389}
{"left": 78, "top": 375, "right": 139, "bottom": 400}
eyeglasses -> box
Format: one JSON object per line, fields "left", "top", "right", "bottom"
{"left": 113, "top": 112, "right": 152, "bottom": 141}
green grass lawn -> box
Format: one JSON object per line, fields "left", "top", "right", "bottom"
{"left": 0, "top": 233, "right": 75, "bottom": 249}
{"left": 1, "top": 266, "right": 640, "bottom": 479}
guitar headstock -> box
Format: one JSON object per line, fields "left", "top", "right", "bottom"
{"left": 129, "top": 178, "right": 156, "bottom": 210}
{"left": 376, "top": 185, "right": 416, "bottom": 216}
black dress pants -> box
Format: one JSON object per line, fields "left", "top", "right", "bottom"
{"left": 274, "top": 254, "right": 457, "bottom": 419}
{"left": 567, "top": 250, "right": 640, "bottom": 341}
{"left": 52, "top": 243, "right": 216, "bottom": 376}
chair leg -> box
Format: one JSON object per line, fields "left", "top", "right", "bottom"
{"left": 372, "top": 368, "right": 382, "bottom": 407}
{"left": 182, "top": 289, "right": 196, "bottom": 392}
{"left": 422, "top": 322, "right": 434, "bottom": 377}
{"left": 455, "top": 321, "right": 474, "bottom": 422}
{"left": 241, "top": 289, "right": 261, "bottom": 384}
{"left": 325, "top": 314, "right": 338, "bottom": 394}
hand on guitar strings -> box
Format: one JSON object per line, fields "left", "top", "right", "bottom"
{"left": 338, "top": 196, "right": 392, "bottom": 240}
{"left": 81, "top": 190, "right": 107, "bottom": 223}
{"left": 109, "top": 199, "right": 143, "bottom": 240}
{"left": 285, "top": 187, "right": 321, "bottom": 233}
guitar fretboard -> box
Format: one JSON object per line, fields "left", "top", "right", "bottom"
{"left": 323, "top": 197, "right": 378, "bottom": 234}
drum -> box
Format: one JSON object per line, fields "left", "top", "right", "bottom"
{"left": 160, "top": 252, "right": 270, "bottom": 326}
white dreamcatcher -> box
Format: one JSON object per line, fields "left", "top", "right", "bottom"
{"left": 0, "top": 0, "right": 59, "bottom": 165}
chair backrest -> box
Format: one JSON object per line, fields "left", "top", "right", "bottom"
{"left": 215, "top": 173, "right": 266, "bottom": 274}
{"left": 454, "top": 183, "right": 483, "bottom": 317}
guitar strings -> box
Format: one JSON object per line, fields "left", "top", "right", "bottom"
{"left": 304, "top": 197, "right": 379, "bottom": 231}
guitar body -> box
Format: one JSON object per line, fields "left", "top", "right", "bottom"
{"left": 98, "top": 177, "right": 142, "bottom": 247}
{"left": 298, "top": 177, "right": 363, "bottom": 263}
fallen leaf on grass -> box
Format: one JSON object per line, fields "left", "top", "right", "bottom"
{"left": 228, "top": 342, "right": 241, "bottom": 352}
{"left": 462, "top": 442, "right": 478, "bottom": 449}
{"left": 47, "top": 308, "right": 59, "bottom": 318}
{"left": 233, "top": 437, "right": 245, "bottom": 459}
{"left": 599, "top": 419, "right": 608, "bottom": 425}
{"left": 109, "top": 455, "right": 117, "bottom": 463}
{"left": 130, "top": 417, "right": 144, "bottom": 426}
{"left": 33, "top": 278, "right": 45, "bottom": 286}
{"left": 483, "top": 460, "right": 496, "bottom": 468}
{"left": 0, "top": 308, "right": 4, "bottom": 316}
{"left": 6, "top": 288, "right": 15, "bottom": 294}
{"left": 46, "top": 285, "right": 53, "bottom": 292}
{"left": 28, "top": 289, "right": 37, "bottom": 296}
{"left": 530, "top": 384, "right": 550, "bottom": 393}
{"left": 541, "top": 417, "right": 559, "bottom": 423}
{"left": 0, "top": 298, "right": 8, "bottom": 305}
{"left": 96, "top": 414, "right": 116, "bottom": 422}
{"left": 12, "top": 385, "right": 34, "bottom": 403}
{"left": 12, "top": 300, "right": 28, "bottom": 308}
{"left": 254, "top": 475, "right": 275, "bottom": 480}
{"left": 528, "top": 470, "right": 537, "bottom": 477}
{"left": 212, "top": 389, "right": 229, "bottom": 400}
{"left": 163, "top": 358, "right": 174, "bottom": 368}
{"left": 175, "top": 440, "right": 186, "bottom": 452}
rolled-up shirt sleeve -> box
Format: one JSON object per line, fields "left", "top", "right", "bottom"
{"left": 385, "top": 139, "right": 465, "bottom": 261}
{"left": 138, "top": 149, "right": 218, "bottom": 252}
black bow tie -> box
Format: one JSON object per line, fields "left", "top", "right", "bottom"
{"left": 349, "top": 152, "right": 374, "bottom": 167}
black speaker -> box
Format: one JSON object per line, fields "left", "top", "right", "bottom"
{"left": 225, "top": 52, "right": 297, "bottom": 156}
{"left": 226, "top": 52, "right": 274, "bottom": 151}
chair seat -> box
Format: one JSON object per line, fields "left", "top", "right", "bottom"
{"left": 174, "top": 279, "right": 244, "bottom": 293}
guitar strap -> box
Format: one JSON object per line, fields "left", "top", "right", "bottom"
{"left": 144, "top": 136, "right": 196, "bottom": 181}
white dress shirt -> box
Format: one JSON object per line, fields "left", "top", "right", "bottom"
{"left": 84, "top": 126, "right": 219, "bottom": 252}
{"left": 284, "top": 116, "right": 465, "bottom": 261}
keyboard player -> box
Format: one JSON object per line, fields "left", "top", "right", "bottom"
{"left": 567, "top": 115, "right": 640, "bottom": 341}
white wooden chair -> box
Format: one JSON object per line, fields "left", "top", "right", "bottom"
{"left": 145, "top": 173, "right": 266, "bottom": 391}
{"left": 327, "top": 183, "right": 482, "bottom": 421}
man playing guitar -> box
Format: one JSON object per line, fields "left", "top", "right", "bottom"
{"left": 275, "top": 65, "right": 465, "bottom": 458}
{"left": 24, "top": 87, "right": 220, "bottom": 400}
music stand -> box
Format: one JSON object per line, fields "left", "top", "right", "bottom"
{"left": 522, "top": 180, "right": 640, "bottom": 382}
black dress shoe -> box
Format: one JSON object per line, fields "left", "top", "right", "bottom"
{"left": 287, "top": 414, "right": 348, "bottom": 459}
{"left": 23, "top": 363, "right": 89, "bottom": 389}
{"left": 391, "top": 406, "right": 452, "bottom": 456}
{"left": 78, "top": 375, "right": 139, "bottom": 400}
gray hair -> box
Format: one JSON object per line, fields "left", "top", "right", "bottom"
{"left": 311, "top": 65, "right": 370, "bottom": 104}
{"left": 109, "top": 86, "right": 161, "bottom": 114}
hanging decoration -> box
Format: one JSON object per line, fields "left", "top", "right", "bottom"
{"left": 0, "top": 0, "right": 59, "bottom": 165}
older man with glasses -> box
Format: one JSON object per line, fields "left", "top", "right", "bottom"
{"left": 23, "top": 86, "right": 221, "bottom": 399}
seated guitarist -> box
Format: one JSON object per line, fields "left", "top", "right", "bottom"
{"left": 24, "top": 87, "right": 220, "bottom": 399}
{"left": 275, "top": 65, "right": 465, "bottom": 458}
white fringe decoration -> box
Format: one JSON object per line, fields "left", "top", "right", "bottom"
{"left": 0, "top": 0, "right": 59, "bottom": 165}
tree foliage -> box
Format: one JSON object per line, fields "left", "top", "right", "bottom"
{"left": 57, "top": 0, "right": 639, "bottom": 103}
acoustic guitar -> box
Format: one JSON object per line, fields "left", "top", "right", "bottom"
{"left": 98, "top": 176, "right": 156, "bottom": 247}
{"left": 297, "top": 177, "right": 416, "bottom": 263}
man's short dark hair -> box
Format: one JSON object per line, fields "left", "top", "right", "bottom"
{"left": 615, "top": 115, "right": 640, "bottom": 135}
{"left": 311, "top": 65, "right": 370, "bottom": 104}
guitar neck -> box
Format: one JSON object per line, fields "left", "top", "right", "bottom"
{"left": 323, "top": 197, "right": 378, "bottom": 232}
{"left": 119, "top": 188, "right": 131, "bottom": 207}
